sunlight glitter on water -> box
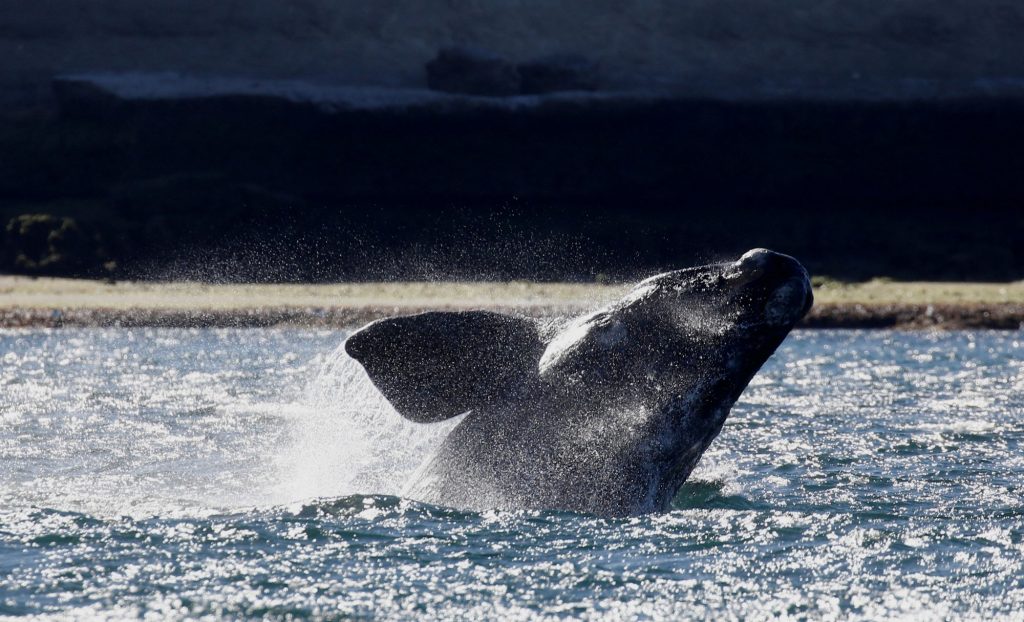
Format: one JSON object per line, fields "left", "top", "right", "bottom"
{"left": 1, "top": 328, "right": 1023, "bottom": 619}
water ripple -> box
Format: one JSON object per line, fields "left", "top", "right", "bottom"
{"left": 1, "top": 328, "right": 1023, "bottom": 619}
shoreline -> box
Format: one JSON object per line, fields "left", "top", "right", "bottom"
{"left": 2, "top": 277, "right": 1023, "bottom": 330}
{"left": 1, "top": 303, "right": 1021, "bottom": 330}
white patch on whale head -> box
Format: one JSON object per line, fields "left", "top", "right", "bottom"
{"left": 538, "top": 311, "right": 599, "bottom": 373}
{"left": 539, "top": 312, "right": 630, "bottom": 374}
{"left": 724, "top": 248, "right": 770, "bottom": 285}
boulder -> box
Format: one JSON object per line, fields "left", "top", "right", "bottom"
{"left": 425, "top": 47, "right": 521, "bottom": 96}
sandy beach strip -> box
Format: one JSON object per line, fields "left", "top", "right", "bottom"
{"left": 1, "top": 276, "right": 1023, "bottom": 329}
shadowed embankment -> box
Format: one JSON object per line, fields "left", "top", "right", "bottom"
{"left": 2, "top": 79, "right": 1023, "bottom": 283}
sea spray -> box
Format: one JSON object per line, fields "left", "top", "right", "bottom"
{"left": 273, "top": 339, "right": 460, "bottom": 503}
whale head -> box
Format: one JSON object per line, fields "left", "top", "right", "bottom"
{"left": 540, "top": 248, "right": 812, "bottom": 383}
{"left": 536, "top": 248, "right": 813, "bottom": 508}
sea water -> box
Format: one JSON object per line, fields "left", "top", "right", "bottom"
{"left": 1, "top": 329, "right": 1022, "bottom": 620}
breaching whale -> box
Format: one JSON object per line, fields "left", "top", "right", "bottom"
{"left": 345, "top": 249, "right": 813, "bottom": 516}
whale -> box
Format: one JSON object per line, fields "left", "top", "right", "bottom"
{"left": 344, "top": 249, "right": 813, "bottom": 516}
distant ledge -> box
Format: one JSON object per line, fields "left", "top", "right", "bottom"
{"left": 52, "top": 72, "right": 1024, "bottom": 117}
{"left": 2, "top": 304, "right": 1022, "bottom": 330}
{"left": 53, "top": 72, "right": 661, "bottom": 116}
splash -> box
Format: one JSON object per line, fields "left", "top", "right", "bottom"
{"left": 273, "top": 341, "right": 461, "bottom": 503}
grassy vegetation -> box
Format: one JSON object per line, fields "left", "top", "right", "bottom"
{"left": 810, "top": 277, "right": 1024, "bottom": 305}
{"left": 2, "top": 276, "right": 1022, "bottom": 312}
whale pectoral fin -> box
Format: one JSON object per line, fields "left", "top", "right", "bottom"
{"left": 344, "top": 311, "right": 545, "bottom": 423}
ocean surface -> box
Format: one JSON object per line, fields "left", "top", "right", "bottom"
{"left": 1, "top": 328, "right": 1022, "bottom": 620}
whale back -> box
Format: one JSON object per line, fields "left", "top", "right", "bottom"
{"left": 345, "top": 311, "right": 546, "bottom": 423}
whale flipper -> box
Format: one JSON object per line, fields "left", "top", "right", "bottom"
{"left": 345, "top": 311, "right": 546, "bottom": 423}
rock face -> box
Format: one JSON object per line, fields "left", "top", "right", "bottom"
{"left": 6, "top": 1, "right": 1024, "bottom": 108}
{"left": 425, "top": 49, "right": 600, "bottom": 96}
{"left": 8, "top": 71, "right": 1024, "bottom": 282}
{"left": 518, "top": 55, "right": 600, "bottom": 94}
{"left": 425, "top": 47, "right": 521, "bottom": 96}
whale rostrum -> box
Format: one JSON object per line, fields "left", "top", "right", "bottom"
{"left": 345, "top": 249, "right": 813, "bottom": 516}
